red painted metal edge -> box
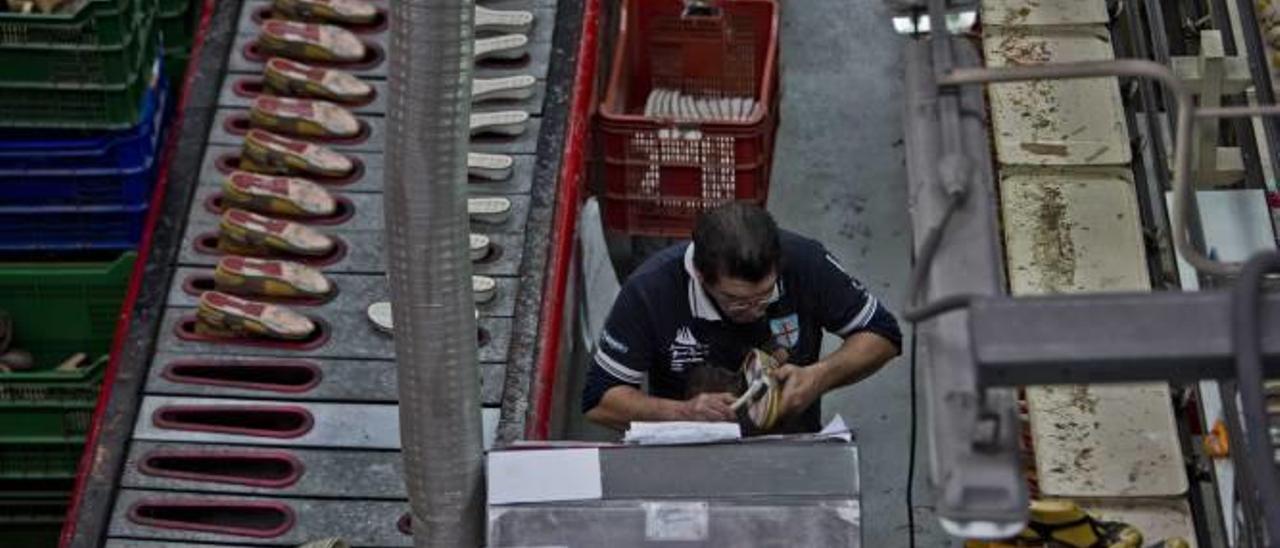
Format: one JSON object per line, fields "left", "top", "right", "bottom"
{"left": 126, "top": 499, "right": 297, "bottom": 538}
{"left": 161, "top": 358, "right": 324, "bottom": 394}
{"left": 527, "top": 0, "right": 601, "bottom": 440}
{"left": 138, "top": 449, "right": 306, "bottom": 489}
{"left": 152, "top": 404, "right": 316, "bottom": 439}
{"left": 61, "top": 0, "right": 219, "bottom": 545}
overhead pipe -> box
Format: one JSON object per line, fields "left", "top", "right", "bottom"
{"left": 386, "top": 1, "right": 483, "bottom": 546}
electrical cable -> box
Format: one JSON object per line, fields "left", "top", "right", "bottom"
{"left": 1232, "top": 251, "right": 1280, "bottom": 543}
{"left": 906, "top": 332, "right": 919, "bottom": 548}
{"left": 903, "top": 189, "right": 981, "bottom": 322}
{"left": 904, "top": 293, "right": 975, "bottom": 324}
{"left": 899, "top": 158, "right": 976, "bottom": 548}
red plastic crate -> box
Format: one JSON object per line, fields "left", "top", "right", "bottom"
{"left": 597, "top": 0, "right": 780, "bottom": 237}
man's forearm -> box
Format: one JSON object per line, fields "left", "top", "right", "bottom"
{"left": 585, "top": 385, "right": 688, "bottom": 430}
{"left": 813, "top": 331, "right": 900, "bottom": 391}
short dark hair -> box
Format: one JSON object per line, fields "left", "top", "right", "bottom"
{"left": 692, "top": 202, "right": 781, "bottom": 285}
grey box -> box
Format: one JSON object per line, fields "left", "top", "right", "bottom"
{"left": 488, "top": 443, "right": 862, "bottom": 547}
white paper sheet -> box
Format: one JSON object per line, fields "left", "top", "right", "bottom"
{"left": 623, "top": 422, "right": 742, "bottom": 445}
{"left": 487, "top": 448, "right": 603, "bottom": 505}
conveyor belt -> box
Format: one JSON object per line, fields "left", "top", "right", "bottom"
{"left": 64, "top": 0, "right": 580, "bottom": 545}
{"left": 981, "top": 0, "right": 1197, "bottom": 541}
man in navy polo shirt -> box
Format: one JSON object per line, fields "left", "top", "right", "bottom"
{"left": 583, "top": 203, "right": 902, "bottom": 434}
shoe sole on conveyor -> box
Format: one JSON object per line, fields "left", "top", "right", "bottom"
{"left": 264, "top": 58, "right": 375, "bottom": 104}
{"left": 471, "top": 233, "right": 492, "bottom": 261}
{"left": 473, "top": 75, "right": 537, "bottom": 103}
{"left": 223, "top": 170, "right": 338, "bottom": 217}
{"left": 468, "top": 196, "right": 512, "bottom": 225}
{"left": 476, "top": 5, "right": 534, "bottom": 34}
{"left": 259, "top": 20, "right": 367, "bottom": 63}
{"left": 220, "top": 208, "right": 336, "bottom": 257}
{"left": 468, "top": 152, "right": 514, "bottom": 181}
{"left": 214, "top": 256, "right": 334, "bottom": 299}
{"left": 474, "top": 34, "right": 529, "bottom": 62}
{"left": 471, "top": 110, "right": 529, "bottom": 137}
{"left": 273, "top": 0, "right": 378, "bottom": 25}
{"left": 243, "top": 129, "right": 354, "bottom": 179}
{"left": 473, "top": 275, "right": 497, "bottom": 304}
{"left": 197, "top": 290, "right": 316, "bottom": 340}
{"left": 251, "top": 96, "right": 362, "bottom": 139}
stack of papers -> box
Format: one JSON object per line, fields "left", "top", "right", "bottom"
{"left": 623, "top": 422, "right": 742, "bottom": 445}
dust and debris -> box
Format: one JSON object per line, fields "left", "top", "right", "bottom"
{"left": 1069, "top": 385, "right": 1099, "bottom": 414}
{"left": 992, "top": 29, "right": 1062, "bottom": 154}
{"left": 1020, "top": 143, "right": 1070, "bottom": 156}
{"left": 1083, "top": 146, "right": 1110, "bottom": 163}
{"left": 1028, "top": 184, "right": 1076, "bottom": 293}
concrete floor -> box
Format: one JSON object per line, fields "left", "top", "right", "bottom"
{"left": 767, "top": 1, "right": 947, "bottom": 546}
{"left": 564, "top": 1, "right": 951, "bottom": 545}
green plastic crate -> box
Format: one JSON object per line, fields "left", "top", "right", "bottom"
{"left": 0, "top": 441, "right": 84, "bottom": 480}
{"left": 157, "top": 0, "right": 190, "bottom": 13}
{"left": 0, "top": 253, "right": 135, "bottom": 442}
{"left": 0, "top": 2, "right": 155, "bottom": 86}
{"left": 0, "top": 252, "right": 135, "bottom": 369}
{"left": 162, "top": 47, "right": 189, "bottom": 86}
{"left": 0, "top": 0, "right": 139, "bottom": 47}
{"left": 157, "top": 0, "right": 192, "bottom": 46}
{"left": 0, "top": 499, "right": 66, "bottom": 548}
{"left": 0, "top": 41, "right": 158, "bottom": 129}
{"left": 158, "top": 3, "right": 191, "bottom": 49}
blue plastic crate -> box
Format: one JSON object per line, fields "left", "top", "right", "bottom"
{"left": 0, "top": 71, "right": 165, "bottom": 171}
{"left": 0, "top": 202, "right": 149, "bottom": 252}
{"left": 0, "top": 64, "right": 167, "bottom": 207}
{"left": 0, "top": 73, "right": 166, "bottom": 208}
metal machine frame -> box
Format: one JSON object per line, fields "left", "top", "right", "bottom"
{"left": 892, "top": 0, "right": 1280, "bottom": 543}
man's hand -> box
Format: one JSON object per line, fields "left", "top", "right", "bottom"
{"left": 681, "top": 392, "right": 738, "bottom": 422}
{"left": 771, "top": 364, "right": 830, "bottom": 419}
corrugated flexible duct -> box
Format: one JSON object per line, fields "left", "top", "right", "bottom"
{"left": 385, "top": 1, "right": 483, "bottom": 546}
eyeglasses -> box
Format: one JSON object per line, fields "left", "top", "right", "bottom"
{"left": 707, "top": 284, "right": 778, "bottom": 312}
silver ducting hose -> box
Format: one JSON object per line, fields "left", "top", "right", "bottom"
{"left": 386, "top": 1, "right": 483, "bottom": 546}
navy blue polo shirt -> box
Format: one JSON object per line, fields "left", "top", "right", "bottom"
{"left": 582, "top": 230, "right": 902, "bottom": 432}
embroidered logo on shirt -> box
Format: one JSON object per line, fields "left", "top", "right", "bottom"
{"left": 669, "top": 326, "right": 707, "bottom": 373}
{"left": 770, "top": 314, "right": 801, "bottom": 349}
